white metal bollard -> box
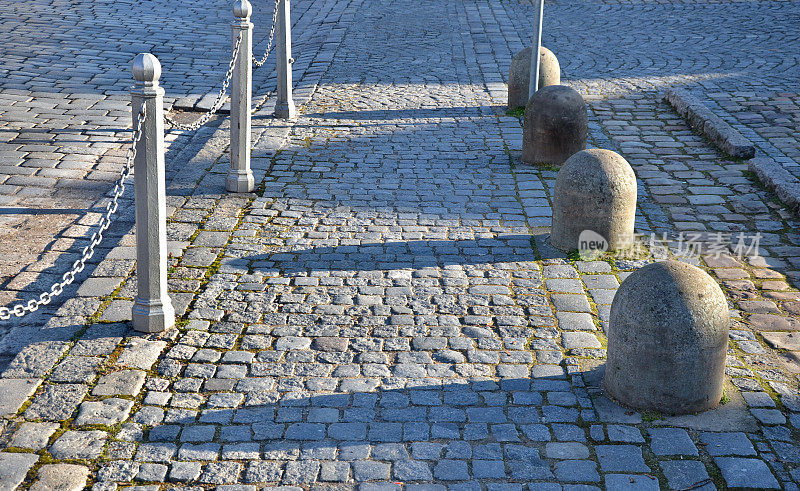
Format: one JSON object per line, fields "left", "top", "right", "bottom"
{"left": 130, "top": 53, "right": 175, "bottom": 333}
{"left": 274, "top": 0, "right": 296, "bottom": 119}
{"left": 527, "top": 0, "right": 545, "bottom": 100}
{"left": 228, "top": 0, "right": 255, "bottom": 193}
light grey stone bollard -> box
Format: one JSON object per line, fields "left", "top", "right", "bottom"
{"left": 274, "top": 0, "right": 296, "bottom": 119}
{"left": 550, "top": 149, "right": 637, "bottom": 252}
{"left": 508, "top": 46, "right": 560, "bottom": 110}
{"left": 521, "top": 84, "right": 587, "bottom": 166}
{"left": 227, "top": 0, "right": 255, "bottom": 193}
{"left": 130, "top": 54, "right": 175, "bottom": 333}
{"left": 604, "top": 260, "right": 729, "bottom": 414}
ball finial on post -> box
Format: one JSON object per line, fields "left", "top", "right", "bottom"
{"left": 132, "top": 53, "right": 161, "bottom": 86}
{"left": 233, "top": 0, "right": 252, "bottom": 19}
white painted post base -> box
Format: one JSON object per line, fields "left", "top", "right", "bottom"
{"left": 274, "top": 0, "right": 296, "bottom": 119}
{"left": 131, "top": 53, "right": 175, "bottom": 333}
{"left": 227, "top": 0, "right": 255, "bottom": 193}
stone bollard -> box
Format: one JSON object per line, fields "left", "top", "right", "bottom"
{"left": 550, "top": 149, "right": 636, "bottom": 252}
{"left": 604, "top": 260, "right": 729, "bottom": 414}
{"left": 274, "top": 0, "right": 296, "bottom": 119}
{"left": 227, "top": 0, "right": 255, "bottom": 193}
{"left": 521, "top": 85, "right": 586, "bottom": 166}
{"left": 130, "top": 54, "right": 175, "bottom": 333}
{"left": 508, "top": 46, "right": 560, "bottom": 110}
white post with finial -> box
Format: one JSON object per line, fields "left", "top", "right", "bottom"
{"left": 274, "top": 0, "right": 296, "bottom": 119}
{"left": 228, "top": 0, "right": 255, "bottom": 192}
{"left": 130, "top": 53, "right": 175, "bottom": 333}
{"left": 528, "top": 0, "right": 545, "bottom": 101}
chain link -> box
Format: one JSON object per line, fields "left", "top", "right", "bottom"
{"left": 0, "top": 106, "right": 147, "bottom": 321}
{"left": 253, "top": 0, "right": 281, "bottom": 68}
{"left": 164, "top": 32, "right": 243, "bottom": 131}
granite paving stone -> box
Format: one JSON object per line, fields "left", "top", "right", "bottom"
{"left": 715, "top": 457, "right": 781, "bottom": 489}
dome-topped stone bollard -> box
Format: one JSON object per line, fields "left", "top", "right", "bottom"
{"left": 550, "top": 149, "right": 637, "bottom": 252}
{"left": 604, "top": 260, "right": 730, "bottom": 414}
{"left": 508, "top": 46, "right": 560, "bottom": 110}
{"left": 522, "top": 85, "right": 587, "bottom": 166}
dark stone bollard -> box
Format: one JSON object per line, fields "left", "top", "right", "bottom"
{"left": 550, "top": 149, "right": 637, "bottom": 253}
{"left": 508, "top": 46, "right": 561, "bottom": 110}
{"left": 522, "top": 85, "right": 587, "bottom": 166}
{"left": 604, "top": 260, "right": 730, "bottom": 415}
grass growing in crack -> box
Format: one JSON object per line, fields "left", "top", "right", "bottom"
{"left": 641, "top": 410, "right": 663, "bottom": 422}
{"left": 506, "top": 107, "right": 525, "bottom": 118}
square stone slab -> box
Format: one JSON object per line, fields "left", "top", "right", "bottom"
{"left": 116, "top": 339, "right": 167, "bottom": 370}
{"left": 24, "top": 384, "right": 88, "bottom": 421}
{"left": 715, "top": 457, "right": 780, "bottom": 489}
{"left": 29, "top": 463, "right": 89, "bottom": 491}
{"left": 0, "top": 378, "right": 41, "bottom": 416}
{"left": 10, "top": 422, "right": 60, "bottom": 450}
{"left": 0, "top": 452, "right": 39, "bottom": 490}
{"left": 49, "top": 431, "right": 107, "bottom": 459}
{"left": 762, "top": 331, "right": 800, "bottom": 351}
{"left": 73, "top": 398, "right": 134, "bottom": 426}
{"left": 49, "top": 356, "right": 104, "bottom": 383}
{"left": 92, "top": 370, "right": 146, "bottom": 396}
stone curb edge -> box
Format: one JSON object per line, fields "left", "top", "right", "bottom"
{"left": 663, "top": 87, "right": 755, "bottom": 159}
{"left": 748, "top": 157, "right": 800, "bottom": 214}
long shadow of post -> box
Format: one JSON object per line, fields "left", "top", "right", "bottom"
{"left": 246, "top": 235, "right": 541, "bottom": 273}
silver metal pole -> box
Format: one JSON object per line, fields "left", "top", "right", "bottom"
{"left": 130, "top": 53, "right": 175, "bottom": 333}
{"left": 274, "top": 0, "right": 296, "bottom": 119}
{"left": 228, "top": 0, "right": 255, "bottom": 193}
{"left": 528, "top": 0, "right": 544, "bottom": 101}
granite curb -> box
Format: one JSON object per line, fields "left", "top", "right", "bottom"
{"left": 749, "top": 157, "right": 800, "bottom": 214}
{"left": 663, "top": 87, "right": 755, "bottom": 159}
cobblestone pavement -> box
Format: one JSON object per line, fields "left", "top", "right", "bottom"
{"left": 2, "top": 0, "right": 800, "bottom": 489}
{"left": 0, "top": 0, "right": 336, "bottom": 301}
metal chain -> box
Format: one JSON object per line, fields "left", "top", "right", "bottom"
{"left": 0, "top": 106, "right": 147, "bottom": 321}
{"left": 164, "top": 32, "right": 243, "bottom": 131}
{"left": 253, "top": 0, "right": 281, "bottom": 68}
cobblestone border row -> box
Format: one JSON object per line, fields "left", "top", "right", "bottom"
{"left": 663, "top": 87, "right": 755, "bottom": 159}
{"left": 748, "top": 157, "right": 800, "bottom": 215}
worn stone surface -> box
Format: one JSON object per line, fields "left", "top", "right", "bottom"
{"left": 116, "top": 339, "right": 167, "bottom": 370}
{"left": 551, "top": 149, "right": 636, "bottom": 252}
{"left": 605, "top": 260, "right": 729, "bottom": 414}
{"left": 92, "top": 370, "right": 146, "bottom": 396}
{"left": 73, "top": 398, "right": 134, "bottom": 426}
{"left": 507, "top": 46, "right": 561, "bottom": 110}
{"left": 30, "top": 463, "right": 90, "bottom": 491}
{"left": 0, "top": 452, "right": 39, "bottom": 490}
{"left": 10, "top": 422, "right": 60, "bottom": 450}
{"left": 522, "top": 84, "right": 587, "bottom": 166}
{"left": 24, "top": 384, "right": 88, "bottom": 421}
{"left": 0, "top": 378, "right": 41, "bottom": 416}
{"left": 49, "top": 431, "right": 108, "bottom": 460}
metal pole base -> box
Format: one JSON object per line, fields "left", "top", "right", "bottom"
{"left": 226, "top": 170, "right": 255, "bottom": 193}
{"left": 132, "top": 297, "right": 175, "bottom": 333}
{"left": 274, "top": 100, "right": 296, "bottom": 120}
